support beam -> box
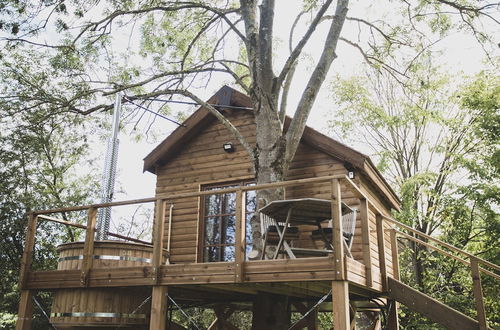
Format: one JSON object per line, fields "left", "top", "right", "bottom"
{"left": 16, "top": 290, "right": 34, "bottom": 330}
{"left": 150, "top": 286, "right": 168, "bottom": 330}
{"left": 290, "top": 301, "right": 318, "bottom": 330}
{"left": 387, "top": 300, "right": 399, "bottom": 330}
{"left": 332, "top": 281, "right": 349, "bottom": 330}
{"left": 387, "top": 277, "right": 479, "bottom": 329}
{"left": 252, "top": 292, "right": 290, "bottom": 330}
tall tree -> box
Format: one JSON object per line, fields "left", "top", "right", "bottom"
{"left": 329, "top": 63, "right": 499, "bottom": 327}
{"left": 0, "top": 118, "right": 100, "bottom": 329}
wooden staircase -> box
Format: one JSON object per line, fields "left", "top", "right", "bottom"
{"left": 387, "top": 277, "right": 481, "bottom": 330}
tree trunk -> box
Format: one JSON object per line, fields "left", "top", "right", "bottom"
{"left": 249, "top": 92, "right": 292, "bottom": 329}
{"left": 249, "top": 90, "right": 286, "bottom": 259}
{"left": 252, "top": 292, "right": 290, "bottom": 330}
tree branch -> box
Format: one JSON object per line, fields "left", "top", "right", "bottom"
{"left": 277, "top": 0, "right": 334, "bottom": 88}
{"left": 284, "top": 0, "right": 349, "bottom": 166}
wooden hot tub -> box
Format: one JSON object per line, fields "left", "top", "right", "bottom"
{"left": 50, "top": 241, "right": 162, "bottom": 328}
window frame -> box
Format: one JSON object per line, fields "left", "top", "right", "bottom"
{"left": 198, "top": 179, "right": 255, "bottom": 263}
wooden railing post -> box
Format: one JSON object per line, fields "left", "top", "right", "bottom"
{"left": 390, "top": 229, "right": 400, "bottom": 281}
{"left": 19, "top": 213, "right": 38, "bottom": 289}
{"left": 470, "top": 257, "right": 488, "bottom": 330}
{"left": 331, "top": 179, "right": 345, "bottom": 280}
{"left": 387, "top": 229, "right": 400, "bottom": 330}
{"left": 376, "top": 214, "right": 387, "bottom": 291}
{"left": 360, "top": 198, "right": 372, "bottom": 287}
{"left": 17, "top": 214, "right": 36, "bottom": 330}
{"left": 150, "top": 199, "right": 167, "bottom": 329}
{"left": 81, "top": 207, "right": 97, "bottom": 286}
{"left": 234, "top": 189, "right": 246, "bottom": 282}
{"left": 152, "top": 199, "right": 166, "bottom": 284}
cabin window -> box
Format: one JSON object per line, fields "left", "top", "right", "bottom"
{"left": 201, "top": 181, "right": 256, "bottom": 262}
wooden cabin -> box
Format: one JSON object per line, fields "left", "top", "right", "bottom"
{"left": 143, "top": 86, "right": 399, "bottom": 276}
{"left": 16, "top": 86, "right": 496, "bottom": 330}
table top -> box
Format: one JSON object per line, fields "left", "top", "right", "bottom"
{"left": 259, "top": 198, "right": 352, "bottom": 223}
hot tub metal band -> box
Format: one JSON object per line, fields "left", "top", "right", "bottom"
{"left": 58, "top": 255, "right": 151, "bottom": 263}
{"left": 50, "top": 312, "right": 146, "bottom": 319}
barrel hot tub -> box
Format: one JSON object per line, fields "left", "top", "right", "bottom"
{"left": 50, "top": 241, "right": 162, "bottom": 329}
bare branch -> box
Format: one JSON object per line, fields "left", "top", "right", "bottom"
{"left": 339, "top": 37, "right": 409, "bottom": 83}
{"left": 285, "top": 0, "right": 349, "bottom": 166}
{"left": 277, "top": 0, "right": 334, "bottom": 89}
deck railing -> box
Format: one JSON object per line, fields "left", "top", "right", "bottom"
{"left": 19, "top": 175, "right": 376, "bottom": 287}
{"left": 17, "top": 174, "right": 500, "bottom": 329}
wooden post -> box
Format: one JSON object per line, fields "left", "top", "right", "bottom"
{"left": 470, "top": 257, "right": 488, "bottom": 330}
{"left": 390, "top": 229, "right": 400, "bottom": 280}
{"left": 80, "top": 207, "right": 97, "bottom": 286}
{"left": 150, "top": 286, "right": 168, "bottom": 330}
{"left": 19, "top": 213, "right": 38, "bottom": 289}
{"left": 234, "top": 189, "right": 246, "bottom": 282}
{"left": 375, "top": 214, "right": 387, "bottom": 290}
{"left": 150, "top": 200, "right": 168, "bottom": 329}
{"left": 153, "top": 199, "right": 166, "bottom": 284}
{"left": 16, "top": 290, "right": 34, "bottom": 330}
{"left": 332, "top": 281, "right": 350, "bottom": 330}
{"left": 359, "top": 198, "right": 372, "bottom": 287}
{"left": 387, "top": 229, "right": 400, "bottom": 330}
{"left": 331, "top": 179, "right": 345, "bottom": 280}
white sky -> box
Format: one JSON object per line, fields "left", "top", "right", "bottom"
{"left": 91, "top": 1, "right": 498, "bottom": 206}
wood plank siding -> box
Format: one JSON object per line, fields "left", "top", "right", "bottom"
{"left": 154, "top": 108, "right": 396, "bottom": 283}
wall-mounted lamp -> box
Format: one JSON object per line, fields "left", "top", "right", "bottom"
{"left": 223, "top": 142, "right": 235, "bottom": 153}
{"left": 344, "top": 162, "right": 355, "bottom": 179}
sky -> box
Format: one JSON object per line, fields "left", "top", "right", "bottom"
{"left": 109, "top": 1, "right": 497, "bottom": 203}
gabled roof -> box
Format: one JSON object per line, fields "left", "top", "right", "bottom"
{"left": 143, "top": 86, "right": 400, "bottom": 210}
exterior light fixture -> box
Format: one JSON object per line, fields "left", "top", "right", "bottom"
{"left": 344, "top": 162, "right": 355, "bottom": 179}
{"left": 223, "top": 142, "right": 235, "bottom": 153}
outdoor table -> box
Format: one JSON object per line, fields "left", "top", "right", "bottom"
{"left": 259, "top": 198, "right": 352, "bottom": 259}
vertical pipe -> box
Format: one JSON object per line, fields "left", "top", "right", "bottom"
{"left": 96, "top": 92, "right": 122, "bottom": 240}
{"left": 166, "top": 204, "right": 174, "bottom": 264}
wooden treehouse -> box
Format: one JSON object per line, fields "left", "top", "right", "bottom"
{"left": 17, "top": 86, "right": 499, "bottom": 329}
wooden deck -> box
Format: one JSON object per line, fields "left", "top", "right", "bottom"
{"left": 25, "top": 256, "right": 382, "bottom": 292}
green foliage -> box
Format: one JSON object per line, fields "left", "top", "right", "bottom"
{"left": 0, "top": 66, "right": 101, "bottom": 328}
{"left": 330, "top": 64, "right": 499, "bottom": 328}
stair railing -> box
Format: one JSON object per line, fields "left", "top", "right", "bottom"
{"left": 381, "top": 215, "right": 499, "bottom": 330}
